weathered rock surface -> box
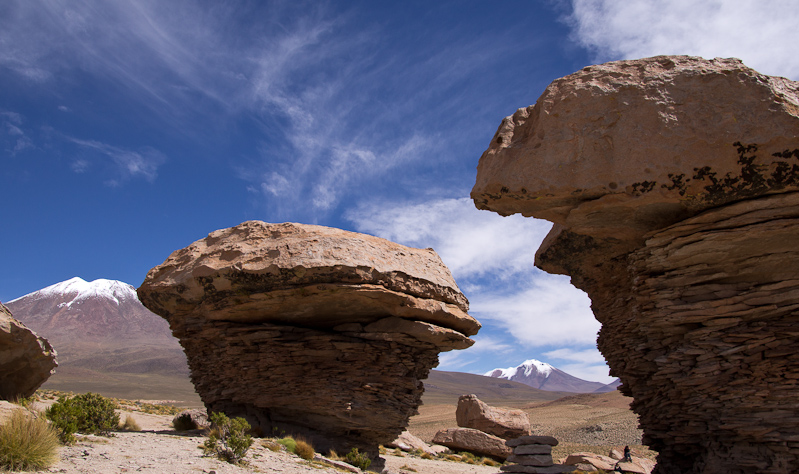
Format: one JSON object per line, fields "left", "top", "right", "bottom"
{"left": 0, "top": 302, "right": 57, "bottom": 399}
{"left": 137, "top": 221, "right": 479, "bottom": 464}
{"left": 472, "top": 55, "right": 799, "bottom": 473}
{"left": 172, "top": 408, "right": 209, "bottom": 430}
{"left": 432, "top": 427, "right": 512, "bottom": 459}
{"left": 456, "top": 394, "right": 530, "bottom": 439}
{"left": 386, "top": 430, "right": 436, "bottom": 455}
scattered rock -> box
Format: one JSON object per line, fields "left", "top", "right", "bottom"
{"left": 431, "top": 427, "right": 511, "bottom": 459}
{"left": 472, "top": 55, "right": 799, "bottom": 473}
{"left": 138, "top": 221, "right": 479, "bottom": 463}
{"left": 0, "top": 302, "right": 58, "bottom": 399}
{"left": 386, "top": 430, "right": 436, "bottom": 455}
{"left": 455, "top": 394, "right": 530, "bottom": 439}
{"left": 501, "top": 434, "right": 574, "bottom": 473}
{"left": 563, "top": 452, "right": 615, "bottom": 471}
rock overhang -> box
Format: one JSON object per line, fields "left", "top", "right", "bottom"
{"left": 471, "top": 55, "right": 799, "bottom": 243}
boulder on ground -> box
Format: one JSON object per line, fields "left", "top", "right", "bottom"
{"left": 432, "top": 427, "right": 512, "bottom": 459}
{"left": 386, "top": 430, "right": 436, "bottom": 455}
{"left": 138, "top": 221, "right": 480, "bottom": 463}
{"left": 0, "top": 302, "right": 57, "bottom": 399}
{"left": 456, "top": 394, "right": 530, "bottom": 439}
{"left": 563, "top": 452, "right": 616, "bottom": 471}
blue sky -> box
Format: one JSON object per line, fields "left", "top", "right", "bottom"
{"left": 2, "top": 0, "right": 798, "bottom": 383}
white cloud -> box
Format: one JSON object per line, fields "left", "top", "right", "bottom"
{"left": 68, "top": 138, "right": 165, "bottom": 182}
{"left": 568, "top": 0, "right": 799, "bottom": 80}
{"left": 545, "top": 347, "right": 606, "bottom": 364}
{"left": 346, "top": 197, "right": 551, "bottom": 278}
{"left": 471, "top": 273, "right": 599, "bottom": 348}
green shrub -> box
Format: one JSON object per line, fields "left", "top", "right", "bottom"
{"left": 45, "top": 392, "right": 120, "bottom": 444}
{"left": 202, "top": 412, "right": 253, "bottom": 464}
{"left": 345, "top": 447, "right": 371, "bottom": 470}
{"left": 0, "top": 409, "right": 60, "bottom": 471}
{"left": 277, "top": 437, "right": 297, "bottom": 452}
{"left": 294, "top": 438, "right": 315, "bottom": 461}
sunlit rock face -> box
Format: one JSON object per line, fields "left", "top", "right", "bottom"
{"left": 472, "top": 55, "right": 799, "bottom": 474}
{"left": 0, "top": 302, "right": 57, "bottom": 399}
{"left": 137, "top": 221, "right": 478, "bottom": 464}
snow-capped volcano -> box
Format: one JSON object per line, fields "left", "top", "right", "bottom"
{"left": 13, "top": 277, "right": 138, "bottom": 308}
{"left": 485, "top": 358, "right": 610, "bottom": 393}
{"left": 5, "top": 277, "right": 187, "bottom": 378}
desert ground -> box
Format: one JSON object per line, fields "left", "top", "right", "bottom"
{"left": 4, "top": 387, "right": 656, "bottom": 474}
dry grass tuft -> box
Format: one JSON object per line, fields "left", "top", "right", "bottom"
{"left": 294, "top": 437, "right": 315, "bottom": 461}
{"left": 0, "top": 410, "right": 60, "bottom": 471}
{"left": 120, "top": 415, "right": 141, "bottom": 431}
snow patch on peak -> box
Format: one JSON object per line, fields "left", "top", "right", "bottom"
{"left": 17, "top": 277, "right": 138, "bottom": 307}
{"left": 520, "top": 359, "right": 553, "bottom": 377}
{"left": 485, "top": 358, "right": 554, "bottom": 380}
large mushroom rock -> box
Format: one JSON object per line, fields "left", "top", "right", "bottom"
{"left": 471, "top": 55, "right": 799, "bottom": 474}
{"left": 0, "top": 302, "right": 58, "bottom": 399}
{"left": 137, "top": 220, "right": 479, "bottom": 463}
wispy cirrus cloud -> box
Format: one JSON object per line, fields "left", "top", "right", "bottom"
{"left": 67, "top": 138, "right": 165, "bottom": 184}
{"left": 566, "top": 0, "right": 799, "bottom": 79}
{"left": 0, "top": 111, "right": 33, "bottom": 154}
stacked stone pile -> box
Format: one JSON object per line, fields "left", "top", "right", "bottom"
{"left": 501, "top": 435, "right": 574, "bottom": 473}
{"left": 137, "top": 221, "right": 480, "bottom": 465}
{"left": 471, "top": 55, "right": 799, "bottom": 473}
{"left": 0, "top": 302, "right": 57, "bottom": 399}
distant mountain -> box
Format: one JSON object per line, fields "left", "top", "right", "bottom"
{"left": 484, "top": 359, "right": 610, "bottom": 393}
{"left": 6, "top": 278, "right": 198, "bottom": 403}
{"left": 593, "top": 378, "right": 622, "bottom": 393}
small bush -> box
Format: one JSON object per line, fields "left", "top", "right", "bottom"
{"left": 327, "top": 449, "right": 341, "bottom": 460}
{"left": 481, "top": 457, "right": 500, "bottom": 467}
{"left": 120, "top": 415, "right": 140, "bottom": 431}
{"left": 420, "top": 452, "right": 434, "bottom": 460}
{"left": 262, "top": 440, "right": 281, "bottom": 452}
{"left": 345, "top": 447, "right": 371, "bottom": 471}
{"left": 294, "top": 438, "right": 315, "bottom": 461}
{"left": 45, "top": 392, "right": 120, "bottom": 444}
{"left": 400, "top": 465, "right": 417, "bottom": 472}
{"left": 0, "top": 410, "right": 60, "bottom": 471}
{"left": 202, "top": 412, "right": 253, "bottom": 464}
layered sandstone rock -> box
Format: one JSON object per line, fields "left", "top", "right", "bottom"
{"left": 472, "top": 56, "right": 799, "bottom": 473}
{"left": 137, "top": 221, "right": 478, "bottom": 464}
{"left": 502, "top": 435, "right": 575, "bottom": 473}
{"left": 0, "top": 302, "right": 58, "bottom": 399}
{"left": 456, "top": 394, "right": 531, "bottom": 439}
{"left": 432, "top": 427, "right": 512, "bottom": 459}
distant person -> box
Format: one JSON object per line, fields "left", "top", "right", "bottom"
{"left": 623, "top": 445, "right": 632, "bottom": 462}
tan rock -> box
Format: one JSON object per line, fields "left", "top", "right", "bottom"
{"left": 172, "top": 408, "right": 209, "bottom": 430}
{"left": 472, "top": 55, "right": 799, "bottom": 473}
{"left": 138, "top": 221, "right": 479, "bottom": 463}
{"left": 563, "top": 452, "right": 615, "bottom": 471}
{"left": 500, "top": 464, "right": 576, "bottom": 473}
{"left": 386, "top": 430, "right": 436, "bottom": 455}
{"left": 432, "top": 427, "right": 512, "bottom": 459}
{"left": 0, "top": 302, "right": 57, "bottom": 399}
{"left": 455, "top": 394, "right": 531, "bottom": 439}
{"left": 514, "top": 444, "right": 552, "bottom": 455}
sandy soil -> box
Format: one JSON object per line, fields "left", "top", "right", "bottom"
{"left": 19, "top": 408, "right": 498, "bottom": 474}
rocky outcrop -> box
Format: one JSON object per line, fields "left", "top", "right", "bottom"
{"left": 472, "top": 56, "right": 799, "bottom": 473}
{"left": 137, "top": 221, "right": 479, "bottom": 465}
{"left": 564, "top": 452, "right": 655, "bottom": 474}
{"left": 0, "top": 302, "right": 57, "bottom": 399}
{"left": 432, "top": 427, "right": 512, "bottom": 459}
{"left": 456, "top": 394, "right": 530, "bottom": 439}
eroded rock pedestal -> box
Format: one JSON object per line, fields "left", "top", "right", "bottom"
{"left": 137, "top": 221, "right": 479, "bottom": 463}
{"left": 472, "top": 56, "right": 799, "bottom": 473}
{"left": 0, "top": 302, "right": 58, "bottom": 399}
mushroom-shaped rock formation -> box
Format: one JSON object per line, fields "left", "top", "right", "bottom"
{"left": 138, "top": 221, "right": 479, "bottom": 463}
{"left": 472, "top": 56, "right": 799, "bottom": 474}
{"left": 0, "top": 302, "right": 58, "bottom": 399}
